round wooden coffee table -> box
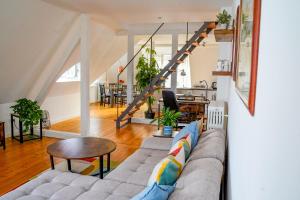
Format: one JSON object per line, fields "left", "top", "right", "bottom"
{"left": 47, "top": 137, "right": 116, "bottom": 179}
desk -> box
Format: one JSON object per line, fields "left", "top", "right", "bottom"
{"left": 157, "top": 97, "right": 210, "bottom": 130}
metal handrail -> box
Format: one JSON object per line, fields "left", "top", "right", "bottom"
{"left": 116, "top": 22, "right": 164, "bottom": 118}
{"left": 117, "top": 23, "right": 164, "bottom": 79}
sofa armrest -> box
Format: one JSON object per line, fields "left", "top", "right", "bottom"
{"left": 141, "top": 137, "right": 173, "bottom": 151}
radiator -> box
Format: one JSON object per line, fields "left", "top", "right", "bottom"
{"left": 207, "top": 101, "right": 226, "bottom": 130}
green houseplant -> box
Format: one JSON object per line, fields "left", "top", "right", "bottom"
{"left": 216, "top": 9, "right": 232, "bottom": 29}
{"left": 135, "top": 48, "right": 160, "bottom": 119}
{"left": 152, "top": 107, "right": 181, "bottom": 136}
{"left": 10, "top": 98, "right": 43, "bottom": 132}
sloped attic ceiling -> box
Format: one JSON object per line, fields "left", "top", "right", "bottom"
{"left": 43, "top": 0, "right": 232, "bottom": 31}
{"left": 0, "top": 0, "right": 78, "bottom": 104}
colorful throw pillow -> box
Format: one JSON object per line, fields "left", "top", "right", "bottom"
{"left": 148, "top": 155, "right": 183, "bottom": 186}
{"left": 172, "top": 121, "right": 200, "bottom": 150}
{"left": 131, "top": 183, "right": 175, "bottom": 200}
{"left": 169, "top": 136, "right": 191, "bottom": 162}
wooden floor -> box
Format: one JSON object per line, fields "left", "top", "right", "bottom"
{"left": 0, "top": 103, "right": 156, "bottom": 195}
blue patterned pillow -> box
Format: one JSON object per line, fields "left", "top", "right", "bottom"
{"left": 172, "top": 121, "right": 199, "bottom": 149}
{"left": 131, "top": 183, "right": 175, "bottom": 200}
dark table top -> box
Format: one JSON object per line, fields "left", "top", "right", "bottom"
{"left": 47, "top": 137, "right": 116, "bottom": 159}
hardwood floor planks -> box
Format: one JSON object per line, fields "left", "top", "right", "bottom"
{"left": 0, "top": 103, "right": 156, "bottom": 195}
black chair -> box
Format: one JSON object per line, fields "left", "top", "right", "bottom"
{"left": 162, "top": 90, "right": 197, "bottom": 124}
{"left": 99, "top": 84, "right": 110, "bottom": 107}
{"left": 115, "top": 84, "right": 127, "bottom": 106}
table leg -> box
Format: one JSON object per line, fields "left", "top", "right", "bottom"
{"left": 50, "top": 155, "right": 55, "bottom": 169}
{"left": 67, "top": 159, "right": 72, "bottom": 172}
{"left": 39, "top": 118, "right": 43, "bottom": 140}
{"left": 99, "top": 156, "right": 104, "bottom": 179}
{"left": 158, "top": 101, "right": 160, "bottom": 130}
{"left": 10, "top": 114, "right": 14, "bottom": 139}
{"left": 19, "top": 120, "right": 23, "bottom": 144}
{"left": 3, "top": 123, "right": 5, "bottom": 150}
{"left": 107, "top": 153, "right": 111, "bottom": 171}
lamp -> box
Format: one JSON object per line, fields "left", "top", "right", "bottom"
{"left": 180, "top": 69, "right": 186, "bottom": 88}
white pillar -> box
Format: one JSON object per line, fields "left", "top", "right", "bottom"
{"left": 80, "top": 14, "right": 90, "bottom": 136}
{"left": 171, "top": 33, "right": 178, "bottom": 91}
{"left": 127, "top": 34, "right": 134, "bottom": 104}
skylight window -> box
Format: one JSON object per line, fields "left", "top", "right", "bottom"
{"left": 56, "top": 63, "right": 81, "bottom": 82}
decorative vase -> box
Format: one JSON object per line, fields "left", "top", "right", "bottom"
{"left": 163, "top": 126, "right": 173, "bottom": 136}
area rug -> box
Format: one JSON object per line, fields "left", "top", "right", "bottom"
{"left": 54, "top": 158, "right": 119, "bottom": 177}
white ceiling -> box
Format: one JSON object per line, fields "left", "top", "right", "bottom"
{"left": 0, "top": 0, "right": 77, "bottom": 104}
{"left": 42, "top": 0, "right": 232, "bottom": 31}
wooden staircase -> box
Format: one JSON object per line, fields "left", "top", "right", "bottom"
{"left": 116, "top": 21, "right": 217, "bottom": 128}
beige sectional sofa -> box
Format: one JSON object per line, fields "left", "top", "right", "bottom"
{"left": 0, "top": 129, "right": 225, "bottom": 200}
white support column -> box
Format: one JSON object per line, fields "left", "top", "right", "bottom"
{"left": 171, "top": 33, "right": 179, "bottom": 92}
{"left": 80, "top": 14, "right": 91, "bottom": 136}
{"left": 127, "top": 34, "right": 134, "bottom": 104}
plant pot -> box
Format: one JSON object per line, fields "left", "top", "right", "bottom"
{"left": 144, "top": 111, "right": 155, "bottom": 119}
{"left": 163, "top": 126, "right": 173, "bottom": 136}
{"left": 217, "top": 23, "right": 228, "bottom": 29}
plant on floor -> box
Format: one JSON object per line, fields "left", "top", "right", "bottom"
{"left": 152, "top": 107, "right": 181, "bottom": 135}
{"left": 216, "top": 9, "right": 232, "bottom": 29}
{"left": 135, "top": 48, "right": 160, "bottom": 119}
{"left": 10, "top": 98, "right": 43, "bottom": 132}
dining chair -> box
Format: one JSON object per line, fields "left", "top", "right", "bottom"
{"left": 115, "top": 84, "right": 127, "bottom": 107}
{"left": 99, "top": 84, "right": 110, "bottom": 107}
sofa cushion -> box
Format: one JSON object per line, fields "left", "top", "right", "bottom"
{"left": 0, "top": 170, "right": 145, "bottom": 200}
{"left": 105, "top": 148, "right": 168, "bottom": 186}
{"left": 141, "top": 137, "right": 172, "bottom": 151}
{"left": 169, "top": 158, "right": 223, "bottom": 200}
{"left": 189, "top": 129, "right": 225, "bottom": 163}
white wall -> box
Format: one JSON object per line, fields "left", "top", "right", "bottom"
{"left": 41, "top": 93, "right": 80, "bottom": 123}
{"left": 189, "top": 45, "right": 218, "bottom": 87}
{"left": 0, "top": 0, "right": 77, "bottom": 104}
{"left": 227, "top": 1, "right": 300, "bottom": 200}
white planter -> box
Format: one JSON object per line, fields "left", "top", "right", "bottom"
{"left": 218, "top": 24, "right": 228, "bottom": 29}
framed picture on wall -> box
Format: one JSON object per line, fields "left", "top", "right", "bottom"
{"left": 235, "top": 0, "right": 261, "bottom": 115}
{"left": 232, "top": 6, "right": 241, "bottom": 81}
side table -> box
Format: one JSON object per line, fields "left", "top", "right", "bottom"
{"left": 0, "top": 122, "right": 5, "bottom": 150}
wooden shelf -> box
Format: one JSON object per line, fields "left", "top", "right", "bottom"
{"left": 214, "top": 29, "right": 233, "bottom": 42}
{"left": 212, "top": 71, "right": 232, "bottom": 76}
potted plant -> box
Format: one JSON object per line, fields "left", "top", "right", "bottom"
{"left": 10, "top": 98, "right": 43, "bottom": 132}
{"left": 216, "top": 9, "right": 232, "bottom": 29}
{"left": 152, "top": 107, "right": 181, "bottom": 136}
{"left": 135, "top": 48, "right": 160, "bottom": 119}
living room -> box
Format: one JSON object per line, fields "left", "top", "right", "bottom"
{"left": 0, "top": 0, "right": 300, "bottom": 200}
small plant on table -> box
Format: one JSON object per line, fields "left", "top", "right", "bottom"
{"left": 152, "top": 107, "right": 181, "bottom": 136}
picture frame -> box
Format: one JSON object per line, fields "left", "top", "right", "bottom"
{"left": 232, "top": 6, "right": 241, "bottom": 81}
{"left": 235, "top": 0, "right": 261, "bottom": 115}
